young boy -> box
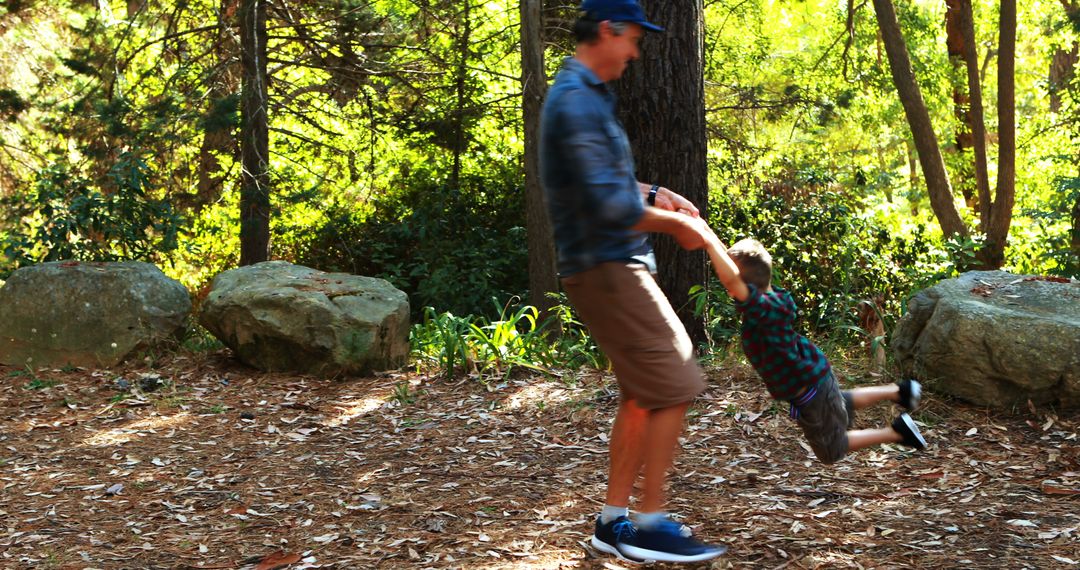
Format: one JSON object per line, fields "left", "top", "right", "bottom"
{"left": 705, "top": 237, "right": 927, "bottom": 464}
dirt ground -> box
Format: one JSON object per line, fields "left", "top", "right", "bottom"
{"left": 1, "top": 351, "right": 1078, "bottom": 570}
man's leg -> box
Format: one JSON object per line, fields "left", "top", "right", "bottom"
{"left": 639, "top": 401, "right": 690, "bottom": 513}
{"left": 605, "top": 397, "right": 648, "bottom": 508}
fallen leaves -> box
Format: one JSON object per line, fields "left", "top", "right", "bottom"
{"left": 0, "top": 358, "right": 1077, "bottom": 568}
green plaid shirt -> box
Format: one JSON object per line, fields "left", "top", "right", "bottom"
{"left": 736, "top": 284, "right": 832, "bottom": 401}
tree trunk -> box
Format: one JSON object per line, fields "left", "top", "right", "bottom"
{"left": 520, "top": 0, "right": 559, "bottom": 326}
{"left": 978, "top": 0, "right": 1016, "bottom": 269}
{"left": 450, "top": 0, "right": 472, "bottom": 190}
{"left": 945, "top": 0, "right": 977, "bottom": 212}
{"left": 958, "top": 0, "right": 992, "bottom": 232}
{"left": 193, "top": 0, "right": 241, "bottom": 213}
{"left": 239, "top": 0, "right": 270, "bottom": 266}
{"left": 1072, "top": 181, "right": 1080, "bottom": 269}
{"left": 1050, "top": 1, "right": 1080, "bottom": 113}
{"left": 872, "top": 0, "right": 967, "bottom": 239}
{"left": 615, "top": 0, "right": 708, "bottom": 345}
{"left": 1050, "top": 44, "right": 1079, "bottom": 112}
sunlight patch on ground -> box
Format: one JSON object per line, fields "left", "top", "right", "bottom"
{"left": 471, "top": 550, "right": 582, "bottom": 569}
{"left": 323, "top": 396, "right": 387, "bottom": 428}
{"left": 503, "top": 381, "right": 573, "bottom": 412}
{"left": 81, "top": 412, "right": 193, "bottom": 447}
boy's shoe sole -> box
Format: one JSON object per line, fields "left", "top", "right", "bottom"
{"left": 892, "top": 412, "right": 927, "bottom": 450}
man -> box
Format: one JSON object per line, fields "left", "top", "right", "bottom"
{"left": 538, "top": 0, "right": 727, "bottom": 563}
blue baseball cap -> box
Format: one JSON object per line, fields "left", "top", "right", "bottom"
{"left": 579, "top": 0, "right": 663, "bottom": 32}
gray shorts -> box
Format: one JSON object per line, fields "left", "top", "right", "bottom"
{"left": 792, "top": 374, "right": 854, "bottom": 464}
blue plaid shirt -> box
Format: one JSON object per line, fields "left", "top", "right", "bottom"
{"left": 539, "top": 57, "right": 650, "bottom": 276}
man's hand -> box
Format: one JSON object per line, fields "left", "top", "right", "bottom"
{"left": 639, "top": 182, "right": 700, "bottom": 217}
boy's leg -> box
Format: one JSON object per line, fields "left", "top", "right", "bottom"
{"left": 847, "top": 379, "right": 922, "bottom": 410}
{"left": 847, "top": 413, "right": 927, "bottom": 451}
{"left": 846, "top": 426, "right": 902, "bottom": 451}
{"left": 847, "top": 384, "right": 901, "bottom": 409}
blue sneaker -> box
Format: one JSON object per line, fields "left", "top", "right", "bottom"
{"left": 591, "top": 516, "right": 643, "bottom": 563}
{"left": 616, "top": 519, "right": 727, "bottom": 563}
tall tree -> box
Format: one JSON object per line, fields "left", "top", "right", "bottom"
{"left": 239, "top": 0, "right": 270, "bottom": 265}
{"left": 873, "top": 0, "right": 1017, "bottom": 268}
{"left": 1049, "top": 0, "right": 1079, "bottom": 112}
{"left": 616, "top": 0, "right": 709, "bottom": 343}
{"left": 948, "top": 0, "right": 992, "bottom": 225}
{"left": 520, "top": 0, "right": 558, "bottom": 324}
{"left": 872, "top": 0, "right": 967, "bottom": 240}
{"left": 985, "top": 0, "right": 1016, "bottom": 269}
{"left": 192, "top": 0, "right": 241, "bottom": 212}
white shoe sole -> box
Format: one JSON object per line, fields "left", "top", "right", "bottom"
{"left": 617, "top": 542, "right": 727, "bottom": 563}
{"left": 590, "top": 536, "right": 648, "bottom": 564}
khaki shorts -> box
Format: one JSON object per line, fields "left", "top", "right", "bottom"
{"left": 793, "top": 374, "right": 854, "bottom": 464}
{"left": 561, "top": 262, "right": 706, "bottom": 409}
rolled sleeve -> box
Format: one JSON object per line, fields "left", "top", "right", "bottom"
{"left": 558, "top": 92, "right": 644, "bottom": 230}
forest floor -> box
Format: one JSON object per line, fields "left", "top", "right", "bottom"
{"left": 1, "top": 350, "right": 1078, "bottom": 570}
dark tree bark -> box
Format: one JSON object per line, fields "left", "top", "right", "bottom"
{"left": 239, "top": 0, "right": 270, "bottom": 265}
{"left": 520, "top": 0, "right": 559, "bottom": 325}
{"left": 872, "top": 0, "right": 967, "bottom": 239}
{"left": 945, "top": 0, "right": 977, "bottom": 211}
{"left": 450, "top": 0, "right": 473, "bottom": 190}
{"left": 980, "top": 0, "right": 1016, "bottom": 269}
{"left": 193, "top": 0, "right": 241, "bottom": 212}
{"left": 615, "top": 0, "right": 709, "bottom": 344}
{"left": 957, "top": 0, "right": 992, "bottom": 231}
{"left": 1050, "top": 1, "right": 1080, "bottom": 112}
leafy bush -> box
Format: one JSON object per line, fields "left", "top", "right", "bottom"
{"left": 701, "top": 184, "right": 948, "bottom": 345}
{"left": 287, "top": 167, "right": 529, "bottom": 319}
{"left": 1, "top": 152, "right": 182, "bottom": 275}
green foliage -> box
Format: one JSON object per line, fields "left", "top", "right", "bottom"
{"left": 1, "top": 152, "right": 182, "bottom": 274}
{"left": 703, "top": 183, "right": 949, "bottom": 344}
{"left": 287, "top": 167, "right": 528, "bottom": 318}
{"left": 409, "top": 297, "right": 606, "bottom": 383}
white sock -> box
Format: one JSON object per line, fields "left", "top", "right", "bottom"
{"left": 600, "top": 505, "right": 629, "bottom": 524}
{"left": 635, "top": 511, "right": 667, "bottom": 530}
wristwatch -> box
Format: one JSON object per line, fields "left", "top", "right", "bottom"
{"left": 647, "top": 184, "right": 659, "bottom": 206}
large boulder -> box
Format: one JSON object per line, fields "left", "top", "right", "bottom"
{"left": 0, "top": 261, "right": 191, "bottom": 368}
{"left": 892, "top": 270, "right": 1080, "bottom": 408}
{"left": 199, "top": 261, "right": 409, "bottom": 376}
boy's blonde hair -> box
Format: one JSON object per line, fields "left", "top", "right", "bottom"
{"left": 727, "top": 238, "right": 772, "bottom": 290}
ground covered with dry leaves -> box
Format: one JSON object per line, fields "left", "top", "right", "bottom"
{"left": 1, "top": 351, "right": 1078, "bottom": 570}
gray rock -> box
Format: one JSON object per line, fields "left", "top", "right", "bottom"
{"left": 0, "top": 261, "right": 191, "bottom": 368}
{"left": 892, "top": 270, "right": 1080, "bottom": 408}
{"left": 198, "top": 261, "right": 409, "bottom": 376}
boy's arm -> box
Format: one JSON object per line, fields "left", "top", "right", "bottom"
{"left": 704, "top": 237, "right": 750, "bottom": 303}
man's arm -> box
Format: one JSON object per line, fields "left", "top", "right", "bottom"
{"left": 630, "top": 207, "right": 712, "bottom": 251}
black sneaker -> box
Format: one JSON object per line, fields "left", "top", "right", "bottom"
{"left": 898, "top": 379, "right": 922, "bottom": 411}
{"left": 616, "top": 519, "right": 727, "bottom": 563}
{"left": 591, "top": 516, "right": 643, "bottom": 563}
{"left": 892, "top": 412, "right": 927, "bottom": 450}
